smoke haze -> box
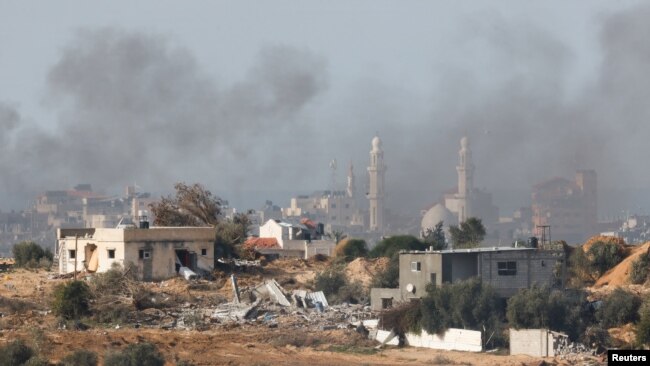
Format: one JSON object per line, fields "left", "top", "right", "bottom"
{"left": 2, "top": 3, "right": 650, "bottom": 217}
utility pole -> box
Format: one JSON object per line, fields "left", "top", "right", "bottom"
{"left": 74, "top": 235, "right": 78, "bottom": 280}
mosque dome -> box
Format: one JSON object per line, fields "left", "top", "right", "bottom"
{"left": 421, "top": 203, "right": 457, "bottom": 232}
{"left": 371, "top": 136, "right": 382, "bottom": 151}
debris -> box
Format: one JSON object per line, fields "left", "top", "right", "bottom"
{"left": 179, "top": 267, "right": 198, "bottom": 281}
{"left": 231, "top": 274, "right": 240, "bottom": 304}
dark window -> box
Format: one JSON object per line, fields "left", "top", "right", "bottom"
{"left": 411, "top": 261, "right": 421, "bottom": 272}
{"left": 68, "top": 250, "right": 76, "bottom": 259}
{"left": 201, "top": 248, "right": 207, "bottom": 256}
{"left": 139, "top": 250, "right": 151, "bottom": 260}
{"left": 430, "top": 273, "right": 437, "bottom": 286}
{"left": 381, "top": 298, "right": 393, "bottom": 309}
{"left": 107, "top": 249, "right": 115, "bottom": 259}
{"left": 498, "top": 261, "right": 517, "bottom": 276}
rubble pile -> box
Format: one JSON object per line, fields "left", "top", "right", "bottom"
{"left": 554, "top": 337, "right": 599, "bottom": 363}
{"left": 98, "top": 275, "right": 376, "bottom": 333}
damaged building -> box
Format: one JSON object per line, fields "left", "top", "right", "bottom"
{"left": 56, "top": 223, "right": 216, "bottom": 281}
{"left": 370, "top": 246, "right": 566, "bottom": 311}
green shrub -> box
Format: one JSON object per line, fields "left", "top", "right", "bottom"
{"left": 335, "top": 239, "right": 368, "bottom": 261}
{"left": 104, "top": 343, "right": 165, "bottom": 366}
{"left": 60, "top": 349, "right": 98, "bottom": 366}
{"left": 369, "top": 257, "right": 399, "bottom": 288}
{"left": 0, "top": 340, "right": 34, "bottom": 366}
{"left": 369, "top": 235, "right": 426, "bottom": 259}
{"left": 630, "top": 252, "right": 649, "bottom": 285}
{"left": 12, "top": 242, "right": 53, "bottom": 268}
{"left": 507, "top": 287, "right": 591, "bottom": 341}
{"left": 635, "top": 299, "right": 650, "bottom": 346}
{"left": 52, "top": 280, "right": 92, "bottom": 320}
{"left": 587, "top": 241, "right": 624, "bottom": 277}
{"left": 597, "top": 288, "right": 641, "bottom": 328}
{"left": 93, "top": 303, "right": 131, "bottom": 324}
{"left": 314, "top": 266, "right": 366, "bottom": 304}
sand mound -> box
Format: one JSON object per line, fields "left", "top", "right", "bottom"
{"left": 595, "top": 242, "right": 650, "bottom": 287}
{"left": 344, "top": 257, "right": 389, "bottom": 288}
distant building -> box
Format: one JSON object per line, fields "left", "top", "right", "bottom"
{"left": 422, "top": 137, "right": 499, "bottom": 237}
{"left": 532, "top": 170, "right": 597, "bottom": 244}
{"left": 251, "top": 218, "right": 336, "bottom": 258}
{"left": 56, "top": 225, "right": 215, "bottom": 281}
{"left": 370, "top": 246, "right": 566, "bottom": 311}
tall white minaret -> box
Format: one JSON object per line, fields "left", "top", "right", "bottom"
{"left": 456, "top": 136, "right": 474, "bottom": 223}
{"left": 368, "top": 136, "right": 386, "bottom": 232}
{"left": 346, "top": 162, "right": 356, "bottom": 198}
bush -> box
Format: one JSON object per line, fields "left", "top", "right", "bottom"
{"left": 52, "top": 280, "right": 92, "bottom": 320}
{"left": 630, "top": 251, "right": 649, "bottom": 285}
{"left": 0, "top": 340, "right": 34, "bottom": 366}
{"left": 105, "top": 343, "right": 165, "bottom": 366}
{"left": 587, "top": 241, "right": 624, "bottom": 277}
{"left": 314, "top": 266, "right": 366, "bottom": 304}
{"left": 370, "top": 257, "right": 399, "bottom": 288}
{"left": 12, "top": 242, "right": 53, "bottom": 268}
{"left": 0, "top": 296, "right": 36, "bottom": 314}
{"left": 507, "top": 286, "right": 591, "bottom": 341}
{"left": 419, "top": 278, "right": 502, "bottom": 340}
{"left": 597, "top": 288, "right": 641, "bottom": 328}
{"left": 369, "top": 235, "right": 426, "bottom": 259}
{"left": 636, "top": 299, "right": 650, "bottom": 346}
{"left": 334, "top": 239, "right": 368, "bottom": 261}
{"left": 61, "top": 349, "right": 97, "bottom": 366}
{"left": 93, "top": 303, "right": 131, "bottom": 324}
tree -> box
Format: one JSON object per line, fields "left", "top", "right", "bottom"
{"left": 507, "top": 286, "right": 591, "bottom": 341}
{"left": 334, "top": 239, "right": 368, "bottom": 260}
{"left": 12, "top": 242, "right": 53, "bottom": 268}
{"left": 636, "top": 298, "right": 650, "bottom": 346}
{"left": 597, "top": 288, "right": 641, "bottom": 328}
{"left": 150, "top": 183, "right": 222, "bottom": 227}
{"left": 369, "top": 235, "right": 427, "bottom": 259}
{"left": 587, "top": 241, "right": 624, "bottom": 277}
{"left": 60, "top": 350, "right": 98, "bottom": 366}
{"left": 216, "top": 212, "right": 253, "bottom": 257}
{"left": 52, "top": 280, "right": 92, "bottom": 320}
{"left": 422, "top": 221, "right": 447, "bottom": 250}
{"left": 0, "top": 340, "right": 33, "bottom": 366}
{"left": 449, "top": 217, "right": 486, "bottom": 249}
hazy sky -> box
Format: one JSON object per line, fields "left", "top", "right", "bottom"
{"left": 1, "top": 1, "right": 648, "bottom": 216}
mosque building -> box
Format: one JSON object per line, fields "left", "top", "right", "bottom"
{"left": 421, "top": 136, "right": 499, "bottom": 237}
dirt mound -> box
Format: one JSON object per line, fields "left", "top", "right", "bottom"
{"left": 609, "top": 323, "right": 636, "bottom": 346}
{"left": 344, "top": 257, "right": 389, "bottom": 288}
{"left": 595, "top": 242, "right": 650, "bottom": 287}
{"left": 582, "top": 235, "right": 627, "bottom": 253}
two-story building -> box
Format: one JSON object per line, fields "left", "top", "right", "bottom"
{"left": 370, "top": 246, "right": 565, "bottom": 311}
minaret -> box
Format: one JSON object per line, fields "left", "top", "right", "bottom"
{"left": 368, "top": 136, "right": 386, "bottom": 232}
{"left": 346, "top": 163, "right": 356, "bottom": 198}
{"left": 456, "top": 136, "right": 474, "bottom": 222}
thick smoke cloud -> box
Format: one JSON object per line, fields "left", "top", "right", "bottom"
{"left": 0, "top": 28, "right": 327, "bottom": 205}
{"left": 3, "top": 4, "right": 650, "bottom": 217}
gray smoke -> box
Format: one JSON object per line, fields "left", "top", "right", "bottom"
{"left": 0, "top": 28, "right": 327, "bottom": 205}
{"left": 3, "top": 4, "right": 650, "bottom": 217}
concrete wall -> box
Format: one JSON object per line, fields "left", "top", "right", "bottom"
{"left": 406, "top": 328, "right": 482, "bottom": 352}
{"left": 509, "top": 328, "right": 566, "bottom": 357}
{"left": 304, "top": 240, "right": 336, "bottom": 258}
{"left": 480, "top": 250, "right": 563, "bottom": 297}
{"left": 370, "top": 288, "right": 401, "bottom": 311}
{"left": 399, "top": 253, "right": 442, "bottom": 300}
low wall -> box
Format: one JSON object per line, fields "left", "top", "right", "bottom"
{"left": 509, "top": 328, "right": 565, "bottom": 357}
{"left": 375, "top": 328, "right": 482, "bottom": 352}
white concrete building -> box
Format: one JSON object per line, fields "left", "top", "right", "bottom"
{"left": 56, "top": 226, "right": 215, "bottom": 281}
